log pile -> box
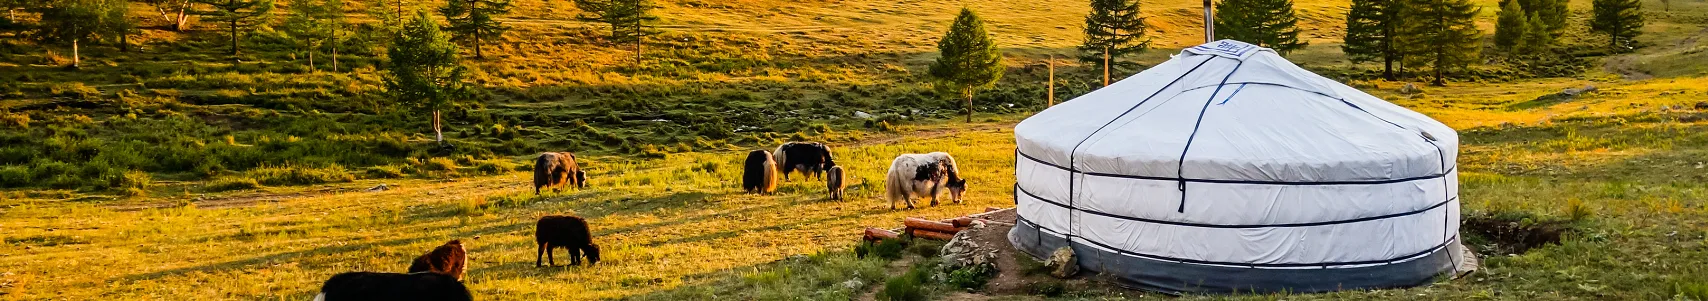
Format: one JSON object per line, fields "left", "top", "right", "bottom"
{"left": 862, "top": 207, "right": 1011, "bottom": 242}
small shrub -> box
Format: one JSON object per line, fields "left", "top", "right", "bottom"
{"left": 364, "top": 165, "right": 406, "bottom": 179}
{"left": 0, "top": 165, "right": 29, "bottom": 187}
{"left": 944, "top": 264, "right": 994, "bottom": 290}
{"left": 1027, "top": 281, "right": 1066, "bottom": 297}
{"left": 423, "top": 157, "right": 458, "bottom": 171}
{"left": 247, "top": 165, "right": 355, "bottom": 186}
{"left": 475, "top": 161, "right": 508, "bottom": 175}
{"left": 878, "top": 264, "right": 930, "bottom": 301}
{"left": 204, "top": 176, "right": 261, "bottom": 192}
{"left": 692, "top": 161, "right": 719, "bottom": 173}
{"left": 870, "top": 238, "right": 908, "bottom": 260}
{"left": 907, "top": 239, "right": 944, "bottom": 258}
{"left": 1565, "top": 198, "right": 1594, "bottom": 221}
{"left": 877, "top": 120, "right": 896, "bottom": 132}
{"left": 115, "top": 170, "right": 152, "bottom": 191}
{"left": 0, "top": 111, "right": 28, "bottom": 129}
{"left": 1676, "top": 281, "right": 1708, "bottom": 300}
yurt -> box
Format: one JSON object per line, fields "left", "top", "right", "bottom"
{"left": 1009, "top": 40, "right": 1474, "bottom": 294}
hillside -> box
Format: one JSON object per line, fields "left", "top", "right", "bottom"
{"left": 4, "top": 0, "right": 1708, "bottom": 299}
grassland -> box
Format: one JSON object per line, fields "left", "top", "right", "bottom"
{"left": 4, "top": 0, "right": 1708, "bottom": 299}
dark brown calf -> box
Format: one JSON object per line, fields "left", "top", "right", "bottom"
{"left": 536, "top": 215, "right": 600, "bottom": 267}
{"left": 406, "top": 240, "right": 467, "bottom": 281}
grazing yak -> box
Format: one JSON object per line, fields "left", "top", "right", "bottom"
{"left": 826, "top": 166, "right": 846, "bottom": 200}
{"left": 406, "top": 240, "right": 467, "bottom": 281}
{"left": 773, "top": 142, "right": 836, "bottom": 181}
{"left": 533, "top": 152, "right": 588, "bottom": 195}
{"left": 536, "top": 215, "right": 600, "bottom": 267}
{"left": 312, "top": 272, "right": 472, "bottom": 301}
{"left": 884, "top": 152, "right": 968, "bottom": 209}
{"left": 742, "top": 150, "right": 778, "bottom": 194}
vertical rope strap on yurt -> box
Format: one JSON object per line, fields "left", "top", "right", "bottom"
{"left": 1173, "top": 62, "right": 1247, "bottom": 213}
{"left": 1422, "top": 131, "right": 1458, "bottom": 274}
{"left": 1063, "top": 56, "right": 1218, "bottom": 245}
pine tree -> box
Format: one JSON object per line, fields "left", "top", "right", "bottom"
{"left": 196, "top": 0, "right": 274, "bottom": 56}
{"left": 1536, "top": 0, "right": 1567, "bottom": 34}
{"left": 1079, "top": 0, "right": 1148, "bottom": 75}
{"left": 1517, "top": 12, "right": 1553, "bottom": 53}
{"left": 1343, "top": 0, "right": 1405, "bottom": 79}
{"left": 439, "top": 0, "right": 510, "bottom": 58}
{"left": 283, "top": 0, "right": 343, "bottom": 69}
{"left": 32, "top": 0, "right": 131, "bottom": 68}
{"left": 575, "top": 0, "right": 659, "bottom": 67}
{"left": 1399, "top": 0, "right": 1481, "bottom": 86}
{"left": 1493, "top": 0, "right": 1527, "bottom": 51}
{"left": 386, "top": 11, "right": 469, "bottom": 143}
{"left": 1214, "top": 0, "right": 1307, "bottom": 54}
{"left": 1590, "top": 0, "right": 1643, "bottom": 52}
{"left": 928, "top": 8, "right": 1004, "bottom": 123}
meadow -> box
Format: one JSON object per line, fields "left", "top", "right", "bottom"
{"left": 3, "top": 0, "right": 1708, "bottom": 298}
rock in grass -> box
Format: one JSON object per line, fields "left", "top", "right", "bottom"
{"left": 840, "top": 278, "right": 864, "bottom": 290}
{"left": 1045, "top": 247, "right": 1078, "bottom": 279}
{"left": 1695, "top": 102, "right": 1708, "bottom": 111}
{"left": 1399, "top": 83, "right": 1424, "bottom": 95}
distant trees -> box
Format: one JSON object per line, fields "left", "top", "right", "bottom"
{"left": 1214, "top": 0, "right": 1306, "bottom": 54}
{"left": 386, "top": 11, "right": 469, "bottom": 144}
{"left": 196, "top": 0, "right": 274, "bottom": 56}
{"left": 1514, "top": 0, "right": 1567, "bottom": 35}
{"left": 32, "top": 0, "right": 132, "bottom": 68}
{"left": 1518, "top": 11, "right": 1553, "bottom": 53}
{"left": 282, "top": 0, "right": 343, "bottom": 70}
{"left": 1079, "top": 0, "right": 1149, "bottom": 76}
{"left": 1590, "top": 0, "right": 1643, "bottom": 52}
{"left": 575, "top": 0, "right": 659, "bottom": 66}
{"left": 928, "top": 8, "right": 1004, "bottom": 123}
{"left": 439, "top": 0, "right": 510, "bottom": 58}
{"left": 1398, "top": 0, "right": 1481, "bottom": 86}
{"left": 1343, "top": 0, "right": 1404, "bottom": 79}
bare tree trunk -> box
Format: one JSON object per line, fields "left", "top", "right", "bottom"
{"left": 72, "top": 39, "right": 81, "bottom": 68}
{"left": 120, "top": 33, "right": 129, "bottom": 52}
{"left": 332, "top": 34, "right": 339, "bottom": 72}
{"left": 174, "top": 1, "right": 190, "bottom": 31}
{"left": 433, "top": 110, "right": 444, "bottom": 142}
{"left": 308, "top": 49, "right": 315, "bottom": 71}
{"left": 964, "top": 88, "right": 974, "bottom": 123}
{"left": 156, "top": 7, "right": 173, "bottom": 23}
{"left": 474, "top": 33, "right": 482, "bottom": 58}
{"left": 230, "top": 19, "right": 240, "bottom": 55}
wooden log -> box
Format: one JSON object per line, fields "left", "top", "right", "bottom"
{"left": 944, "top": 217, "right": 975, "bottom": 228}
{"left": 864, "top": 227, "right": 899, "bottom": 241}
{"left": 909, "top": 228, "right": 955, "bottom": 241}
{"left": 904, "top": 217, "right": 961, "bottom": 234}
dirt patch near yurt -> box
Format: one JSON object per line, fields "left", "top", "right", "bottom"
{"left": 1461, "top": 211, "right": 1582, "bottom": 256}
{"left": 957, "top": 209, "right": 1131, "bottom": 297}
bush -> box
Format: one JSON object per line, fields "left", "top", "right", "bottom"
{"left": 862, "top": 238, "right": 907, "bottom": 260}
{"left": 365, "top": 165, "right": 406, "bottom": 179}
{"left": 0, "top": 165, "right": 29, "bottom": 187}
{"left": 474, "top": 161, "right": 509, "bottom": 175}
{"left": 944, "top": 264, "right": 994, "bottom": 290}
{"left": 204, "top": 176, "right": 261, "bottom": 192}
{"left": 115, "top": 171, "right": 152, "bottom": 191}
{"left": 878, "top": 264, "right": 930, "bottom": 301}
{"left": 247, "top": 165, "right": 355, "bottom": 186}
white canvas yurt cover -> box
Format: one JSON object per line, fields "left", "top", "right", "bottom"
{"left": 1009, "top": 40, "right": 1472, "bottom": 294}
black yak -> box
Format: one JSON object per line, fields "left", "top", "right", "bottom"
{"left": 313, "top": 272, "right": 472, "bottom": 301}
{"left": 826, "top": 166, "right": 846, "bottom": 200}
{"left": 773, "top": 142, "right": 836, "bottom": 181}
{"left": 406, "top": 240, "right": 467, "bottom": 281}
{"left": 533, "top": 152, "right": 588, "bottom": 195}
{"left": 536, "top": 215, "right": 600, "bottom": 267}
{"left": 742, "top": 150, "right": 778, "bottom": 194}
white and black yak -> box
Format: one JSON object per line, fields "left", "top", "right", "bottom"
{"left": 536, "top": 215, "right": 600, "bottom": 267}
{"left": 406, "top": 240, "right": 468, "bottom": 281}
{"left": 742, "top": 150, "right": 778, "bottom": 194}
{"left": 533, "top": 152, "right": 588, "bottom": 195}
{"left": 772, "top": 142, "right": 836, "bottom": 181}
{"left": 312, "top": 272, "right": 472, "bottom": 301}
{"left": 884, "top": 152, "right": 969, "bottom": 209}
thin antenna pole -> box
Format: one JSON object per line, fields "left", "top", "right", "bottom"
{"left": 1102, "top": 46, "right": 1110, "bottom": 87}
{"left": 1047, "top": 55, "right": 1055, "bottom": 107}
{"left": 1204, "top": 0, "right": 1214, "bottom": 43}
